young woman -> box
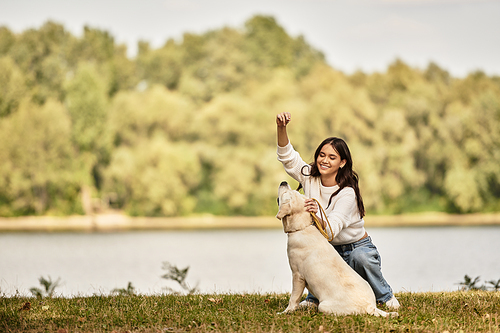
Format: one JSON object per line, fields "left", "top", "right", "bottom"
{"left": 276, "top": 112, "right": 400, "bottom": 310}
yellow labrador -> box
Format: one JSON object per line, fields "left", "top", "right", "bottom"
{"left": 276, "top": 181, "right": 397, "bottom": 317}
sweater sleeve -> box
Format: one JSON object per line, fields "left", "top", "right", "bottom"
{"left": 276, "top": 143, "right": 309, "bottom": 185}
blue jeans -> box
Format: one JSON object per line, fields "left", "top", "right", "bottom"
{"left": 305, "top": 236, "right": 394, "bottom": 304}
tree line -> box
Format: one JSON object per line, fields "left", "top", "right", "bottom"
{"left": 0, "top": 15, "right": 499, "bottom": 217}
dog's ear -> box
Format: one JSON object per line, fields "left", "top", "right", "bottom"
{"left": 276, "top": 192, "right": 292, "bottom": 219}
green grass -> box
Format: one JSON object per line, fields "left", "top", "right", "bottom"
{"left": 1, "top": 291, "right": 499, "bottom": 332}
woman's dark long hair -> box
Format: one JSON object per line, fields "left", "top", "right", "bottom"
{"left": 299, "top": 137, "right": 365, "bottom": 218}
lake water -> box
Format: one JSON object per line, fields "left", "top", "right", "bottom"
{"left": 1, "top": 226, "right": 499, "bottom": 297}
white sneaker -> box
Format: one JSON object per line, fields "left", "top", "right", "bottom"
{"left": 297, "top": 299, "right": 319, "bottom": 310}
{"left": 385, "top": 296, "right": 400, "bottom": 310}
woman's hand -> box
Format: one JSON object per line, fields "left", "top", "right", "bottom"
{"left": 304, "top": 199, "right": 318, "bottom": 214}
{"left": 276, "top": 112, "right": 291, "bottom": 147}
{"left": 276, "top": 112, "right": 291, "bottom": 127}
{"left": 305, "top": 199, "right": 326, "bottom": 229}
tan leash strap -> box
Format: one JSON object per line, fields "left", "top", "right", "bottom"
{"left": 310, "top": 198, "right": 333, "bottom": 242}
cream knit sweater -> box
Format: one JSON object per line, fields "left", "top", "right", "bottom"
{"left": 277, "top": 142, "right": 366, "bottom": 245}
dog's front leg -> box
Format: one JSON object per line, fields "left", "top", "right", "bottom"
{"left": 279, "top": 273, "right": 306, "bottom": 314}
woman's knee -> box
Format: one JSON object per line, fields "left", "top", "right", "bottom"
{"left": 350, "top": 247, "right": 380, "bottom": 268}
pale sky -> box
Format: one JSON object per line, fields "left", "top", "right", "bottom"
{"left": 1, "top": 0, "right": 499, "bottom": 77}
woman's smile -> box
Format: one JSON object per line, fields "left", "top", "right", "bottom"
{"left": 319, "top": 163, "right": 331, "bottom": 170}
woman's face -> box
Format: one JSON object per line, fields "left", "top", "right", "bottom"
{"left": 316, "top": 144, "right": 346, "bottom": 180}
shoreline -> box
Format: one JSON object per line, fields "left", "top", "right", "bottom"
{"left": 1, "top": 211, "right": 500, "bottom": 232}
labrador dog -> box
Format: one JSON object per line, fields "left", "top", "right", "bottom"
{"left": 276, "top": 181, "right": 397, "bottom": 317}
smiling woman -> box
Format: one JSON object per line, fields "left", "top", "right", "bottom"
{"left": 275, "top": 112, "right": 400, "bottom": 310}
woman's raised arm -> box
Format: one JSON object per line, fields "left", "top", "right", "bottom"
{"left": 276, "top": 112, "right": 291, "bottom": 147}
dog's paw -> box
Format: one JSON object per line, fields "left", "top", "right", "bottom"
{"left": 277, "top": 308, "right": 294, "bottom": 315}
{"left": 388, "top": 312, "right": 399, "bottom": 318}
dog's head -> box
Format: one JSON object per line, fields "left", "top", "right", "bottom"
{"left": 276, "top": 181, "right": 310, "bottom": 233}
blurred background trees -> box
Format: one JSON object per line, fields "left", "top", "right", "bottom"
{"left": 0, "top": 15, "right": 499, "bottom": 217}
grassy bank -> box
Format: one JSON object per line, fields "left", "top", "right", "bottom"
{"left": 1, "top": 212, "right": 500, "bottom": 232}
{"left": 1, "top": 291, "right": 499, "bottom": 332}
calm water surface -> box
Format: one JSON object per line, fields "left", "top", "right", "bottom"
{"left": 1, "top": 226, "right": 499, "bottom": 296}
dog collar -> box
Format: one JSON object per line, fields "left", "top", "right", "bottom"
{"left": 285, "top": 223, "right": 315, "bottom": 234}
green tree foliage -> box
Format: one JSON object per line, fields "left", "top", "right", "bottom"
{"left": 108, "top": 85, "right": 195, "bottom": 145}
{"left": 75, "top": 26, "right": 115, "bottom": 63}
{"left": 176, "top": 27, "right": 253, "bottom": 102}
{"left": 0, "top": 16, "right": 499, "bottom": 217}
{"left": 0, "top": 56, "right": 27, "bottom": 117}
{"left": 8, "top": 22, "right": 73, "bottom": 104}
{"left": 0, "top": 27, "right": 15, "bottom": 55}
{"left": 244, "top": 15, "right": 324, "bottom": 77}
{"left": 136, "top": 40, "right": 183, "bottom": 91}
{"left": 64, "top": 62, "right": 111, "bottom": 200}
{"left": 0, "top": 99, "right": 79, "bottom": 216}
{"left": 107, "top": 44, "right": 139, "bottom": 96}
{"left": 104, "top": 86, "right": 200, "bottom": 216}
{"left": 104, "top": 137, "right": 201, "bottom": 216}
{"left": 65, "top": 62, "right": 109, "bottom": 152}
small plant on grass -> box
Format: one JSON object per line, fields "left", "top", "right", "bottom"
{"left": 161, "top": 261, "right": 198, "bottom": 294}
{"left": 457, "top": 274, "right": 500, "bottom": 291}
{"left": 29, "top": 276, "right": 61, "bottom": 298}
{"left": 457, "top": 275, "right": 484, "bottom": 290}
{"left": 486, "top": 278, "right": 500, "bottom": 291}
{"left": 112, "top": 282, "right": 136, "bottom": 296}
